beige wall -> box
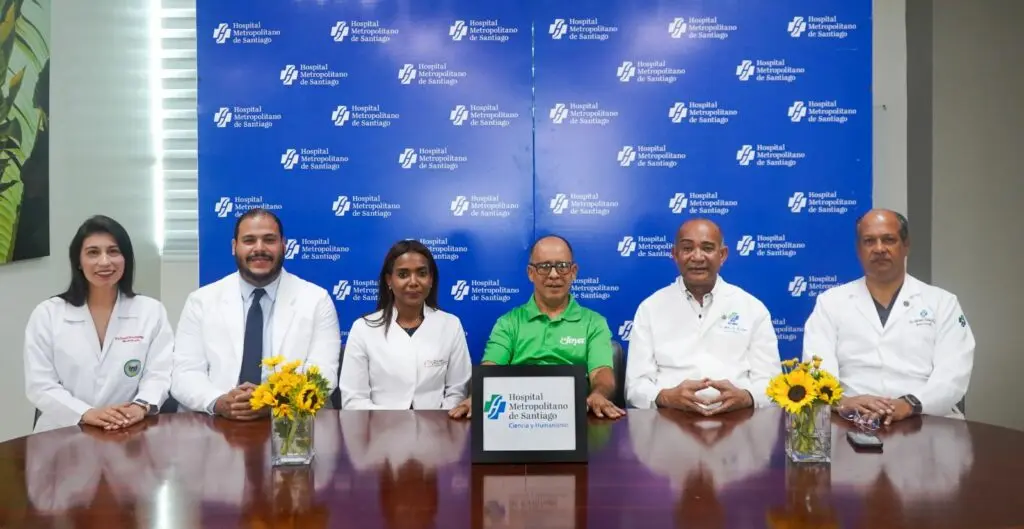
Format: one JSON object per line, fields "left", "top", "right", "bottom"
{"left": 0, "top": 0, "right": 160, "bottom": 442}
{"left": 932, "top": 0, "right": 1024, "bottom": 430}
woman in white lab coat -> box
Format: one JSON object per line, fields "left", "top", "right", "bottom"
{"left": 24, "top": 215, "right": 174, "bottom": 433}
{"left": 339, "top": 240, "right": 471, "bottom": 409}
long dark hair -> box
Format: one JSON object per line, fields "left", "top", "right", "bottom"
{"left": 364, "top": 240, "right": 440, "bottom": 335}
{"left": 58, "top": 215, "right": 137, "bottom": 307}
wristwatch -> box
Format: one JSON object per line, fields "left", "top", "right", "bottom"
{"left": 900, "top": 394, "right": 922, "bottom": 416}
{"left": 133, "top": 399, "right": 157, "bottom": 416}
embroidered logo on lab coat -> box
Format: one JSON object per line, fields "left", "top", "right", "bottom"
{"left": 718, "top": 312, "right": 749, "bottom": 334}
{"left": 910, "top": 308, "right": 936, "bottom": 327}
{"left": 123, "top": 359, "right": 142, "bottom": 377}
{"left": 423, "top": 359, "right": 448, "bottom": 368}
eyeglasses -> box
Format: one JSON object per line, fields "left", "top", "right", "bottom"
{"left": 529, "top": 261, "right": 575, "bottom": 275}
{"left": 838, "top": 407, "right": 881, "bottom": 431}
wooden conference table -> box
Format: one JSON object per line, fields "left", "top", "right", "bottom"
{"left": 0, "top": 408, "right": 1022, "bottom": 528}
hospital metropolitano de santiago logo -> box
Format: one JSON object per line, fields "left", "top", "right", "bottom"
{"left": 484, "top": 394, "right": 507, "bottom": 420}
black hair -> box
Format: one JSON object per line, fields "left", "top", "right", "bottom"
{"left": 855, "top": 209, "right": 910, "bottom": 242}
{"left": 58, "top": 215, "right": 136, "bottom": 307}
{"left": 233, "top": 208, "right": 284, "bottom": 240}
{"left": 529, "top": 234, "right": 574, "bottom": 261}
{"left": 363, "top": 240, "right": 440, "bottom": 335}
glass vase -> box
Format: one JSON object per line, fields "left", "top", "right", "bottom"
{"left": 784, "top": 402, "right": 831, "bottom": 463}
{"left": 271, "top": 413, "right": 315, "bottom": 466}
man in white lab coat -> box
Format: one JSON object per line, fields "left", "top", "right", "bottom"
{"left": 171, "top": 209, "right": 341, "bottom": 419}
{"left": 625, "top": 219, "right": 781, "bottom": 414}
{"left": 802, "top": 209, "right": 976, "bottom": 422}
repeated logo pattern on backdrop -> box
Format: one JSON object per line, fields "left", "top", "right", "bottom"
{"left": 198, "top": 1, "right": 871, "bottom": 361}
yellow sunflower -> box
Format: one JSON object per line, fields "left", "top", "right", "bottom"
{"left": 815, "top": 373, "right": 843, "bottom": 405}
{"left": 777, "top": 369, "right": 818, "bottom": 413}
{"left": 261, "top": 355, "right": 285, "bottom": 369}
{"left": 280, "top": 359, "right": 303, "bottom": 374}
{"left": 269, "top": 371, "right": 301, "bottom": 394}
{"left": 307, "top": 365, "right": 321, "bottom": 378}
{"left": 296, "top": 383, "right": 322, "bottom": 413}
{"left": 249, "top": 386, "right": 276, "bottom": 410}
{"left": 272, "top": 403, "right": 294, "bottom": 420}
{"left": 767, "top": 375, "right": 790, "bottom": 402}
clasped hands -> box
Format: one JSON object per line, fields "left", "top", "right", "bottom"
{"left": 655, "top": 378, "right": 753, "bottom": 416}
{"left": 837, "top": 394, "right": 914, "bottom": 426}
{"left": 214, "top": 382, "right": 271, "bottom": 421}
{"left": 80, "top": 402, "right": 148, "bottom": 431}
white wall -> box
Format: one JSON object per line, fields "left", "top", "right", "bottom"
{"left": 872, "top": 0, "right": 908, "bottom": 213}
{"left": 0, "top": 0, "right": 160, "bottom": 442}
{"left": 932, "top": 0, "right": 1024, "bottom": 431}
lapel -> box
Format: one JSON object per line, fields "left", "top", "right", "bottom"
{"left": 884, "top": 275, "right": 921, "bottom": 333}
{"left": 851, "top": 278, "right": 884, "bottom": 335}
{"left": 105, "top": 294, "right": 137, "bottom": 362}
{"left": 272, "top": 271, "right": 297, "bottom": 358}
{"left": 219, "top": 275, "right": 245, "bottom": 367}
{"left": 385, "top": 307, "right": 417, "bottom": 348}
{"left": 63, "top": 301, "right": 102, "bottom": 361}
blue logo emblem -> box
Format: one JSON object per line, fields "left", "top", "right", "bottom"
{"left": 484, "top": 394, "right": 507, "bottom": 420}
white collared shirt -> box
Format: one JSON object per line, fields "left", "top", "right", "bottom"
{"left": 625, "top": 276, "right": 781, "bottom": 409}
{"left": 802, "top": 274, "right": 976, "bottom": 417}
{"left": 238, "top": 273, "right": 282, "bottom": 360}
{"left": 339, "top": 307, "right": 471, "bottom": 410}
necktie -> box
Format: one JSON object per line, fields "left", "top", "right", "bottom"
{"left": 239, "top": 288, "right": 266, "bottom": 385}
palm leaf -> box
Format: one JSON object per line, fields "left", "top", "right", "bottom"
{"left": 14, "top": 13, "right": 44, "bottom": 59}
{"left": 0, "top": 0, "right": 22, "bottom": 86}
{"left": 0, "top": 67, "right": 24, "bottom": 118}
{"left": 0, "top": 0, "right": 45, "bottom": 263}
{"left": 0, "top": 177, "right": 20, "bottom": 261}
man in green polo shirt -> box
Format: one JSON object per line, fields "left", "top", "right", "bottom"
{"left": 448, "top": 235, "right": 625, "bottom": 420}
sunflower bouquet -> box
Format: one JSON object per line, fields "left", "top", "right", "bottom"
{"left": 250, "top": 356, "right": 330, "bottom": 465}
{"left": 766, "top": 356, "right": 843, "bottom": 462}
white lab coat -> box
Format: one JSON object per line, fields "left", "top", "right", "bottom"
{"left": 170, "top": 270, "right": 341, "bottom": 413}
{"left": 339, "top": 307, "right": 471, "bottom": 410}
{"left": 802, "top": 274, "right": 976, "bottom": 418}
{"left": 23, "top": 294, "right": 174, "bottom": 433}
{"left": 625, "top": 276, "right": 781, "bottom": 409}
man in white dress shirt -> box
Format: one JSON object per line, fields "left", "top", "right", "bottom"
{"left": 625, "top": 219, "right": 781, "bottom": 414}
{"left": 802, "top": 209, "right": 975, "bottom": 423}
{"left": 170, "top": 209, "right": 341, "bottom": 419}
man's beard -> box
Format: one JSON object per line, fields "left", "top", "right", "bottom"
{"left": 236, "top": 252, "right": 283, "bottom": 286}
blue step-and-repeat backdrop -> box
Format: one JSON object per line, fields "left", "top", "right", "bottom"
{"left": 198, "top": 0, "right": 871, "bottom": 362}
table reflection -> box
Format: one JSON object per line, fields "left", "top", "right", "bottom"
{"left": 830, "top": 416, "right": 973, "bottom": 504}
{"left": 628, "top": 407, "right": 780, "bottom": 528}
{"left": 630, "top": 407, "right": 779, "bottom": 492}
{"left": 3, "top": 408, "right": 1020, "bottom": 529}
{"left": 471, "top": 466, "right": 586, "bottom": 529}
{"left": 157, "top": 411, "right": 339, "bottom": 508}
{"left": 27, "top": 420, "right": 162, "bottom": 514}
{"left": 340, "top": 410, "right": 470, "bottom": 529}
